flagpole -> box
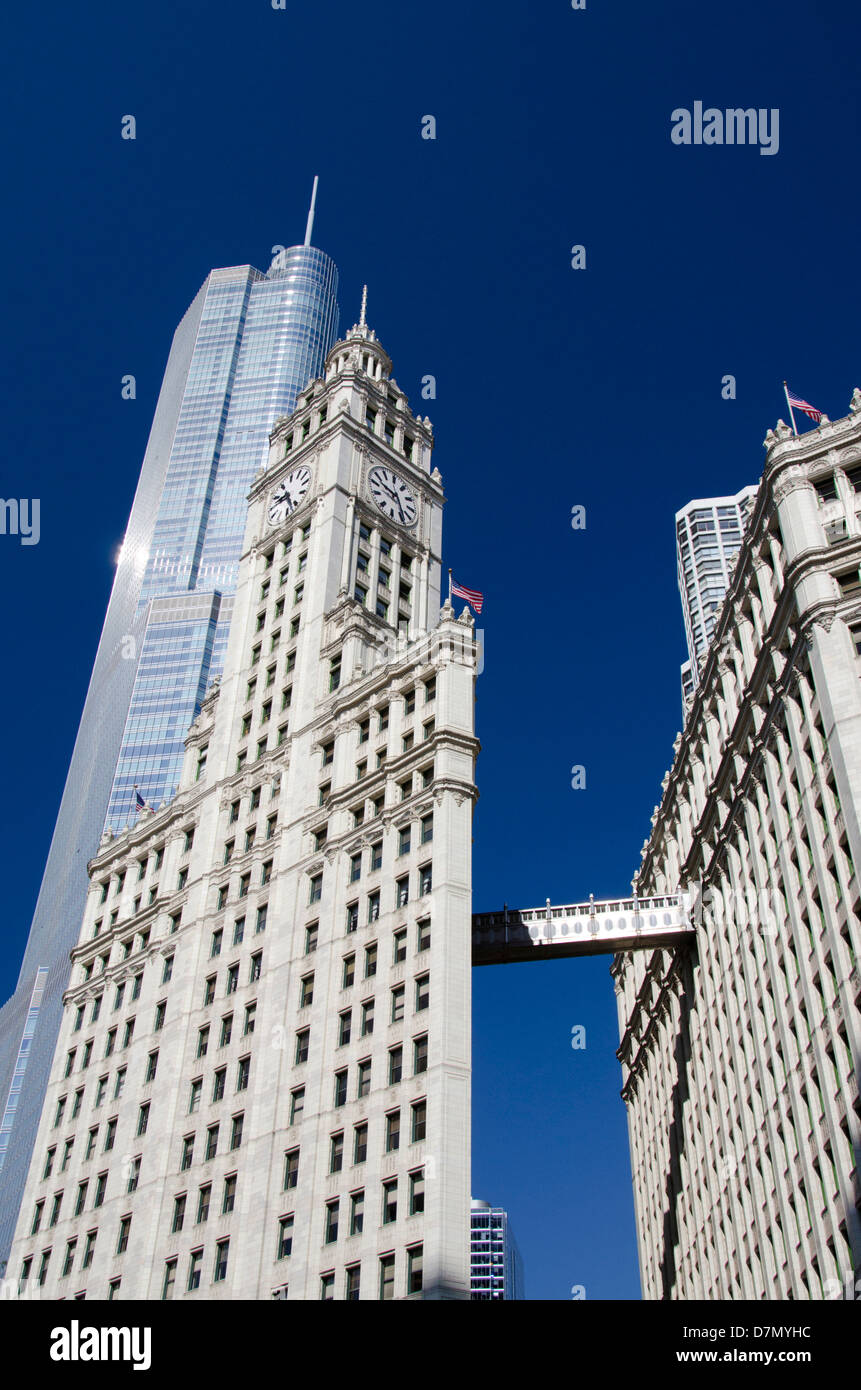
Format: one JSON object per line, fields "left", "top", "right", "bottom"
{"left": 447, "top": 568, "right": 452, "bottom": 604}
{"left": 783, "top": 381, "right": 798, "bottom": 437}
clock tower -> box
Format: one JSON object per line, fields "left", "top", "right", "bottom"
{"left": 8, "top": 304, "right": 479, "bottom": 1301}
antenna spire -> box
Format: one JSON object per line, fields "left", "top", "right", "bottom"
{"left": 304, "top": 175, "right": 319, "bottom": 247}
{"left": 359, "top": 284, "right": 368, "bottom": 327}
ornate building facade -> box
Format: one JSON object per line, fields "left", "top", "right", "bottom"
{"left": 615, "top": 389, "right": 861, "bottom": 1299}
{"left": 8, "top": 315, "right": 478, "bottom": 1300}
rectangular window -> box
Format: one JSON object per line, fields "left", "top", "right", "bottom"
{"left": 391, "top": 985, "right": 405, "bottom": 1023}
{"left": 230, "top": 1114, "right": 244, "bottom": 1150}
{"left": 236, "top": 1056, "right": 250, "bottom": 1092}
{"left": 379, "top": 1254, "right": 395, "bottom": 1301}
{"left": 349, "top": 852, "right": 362, "bottom": 884}
{"left": 413, "top": 1034, "right": 429, "bottom": 1075}
{"left": 309, "top": 873, "right": 323, "bottom": 904}
{"left": 419, "top": 864, "right": 432, "bottom": 896}
{"left": 181, "top": 1136, "right": 195, "bottom": 1171}
{"left": 145, "top": 1051, "right": 159, "bottom": 1083}
{"left": 137, "top": 1103, "right": 150, "bottom": 1137}
{"left": 361, "top": 999, "right": 374, "bottom": 1036}
{"left": 284, "top": 1149, "right": 299, "bottom": 1190}
{"left": 233, "top": 917, "right": 246, "bottom": 946}
{"left": 346, "top": 902, "right": 359, "bottom": 934}
{"left": 212, "top": 1069, "right": 226, "bottom": 1103}
{"left": 396, "top": 876, "right": 409, "bottom": 908}
{"left": 116, "top": 1215, "right": 131, "bottom": 1255}
{"left": 290, "top": 1087, "right": 305, "bottom": 1123}
{"left": 357, "top": 1059, "right": 371, "bottom": 1098}
{"left": 334, "top": 1070, "right": 348, "bottom": 1108}
{"left": 205, "top": 1125, "right": 219, "bottom": 1161}
{"left": 370, "top": 841, "right": 383, "bottom": 871}
{"left": 220, "top": 1014, "right": 233, "bottom": 1047}
{"left": 385, "top": 1110, "right": 400, "bottom": 1153}
{"left": 409, "top": 1168, "right": 425, "bottom": 1215}
{"left": 353, "top": 1122, "right": 368, "bottom": 1165}
{"left": 382, "top": 1178, "right": 398, "bottom": 1225}
{"left": 197, "top": 1184, "right": 211, "bottom": 1224}
{"left": 300, "top": 974, "right": 314, "bottom": 1008}
{"left": 417, "top": 918, "right": 431, "bottom": 952}
{"left": 244, "top": 1002, "right": 256, "bottom": 1036}
{"left": 411, "top": 1099, "right": 427, "bottom": 1143}
{"left": 295, "top": 1029, "right": 310, "bottom": 1064}
{"left": 256, "top": 903, "right": 268, "bottom": 934}
{"left": 407, "top": 1244, "right": 424, "bottom": 1295}
{"left": 339, "top": 1010, "right": 352, "bottom": 1046}
{"left": 389, "top": 1046, "right": 403, "bottom": 1085}
{"left": 172, "top": 1194, "right": 186, "bottom": 1233}
{"left": 350, "top": 1190, "right": 364, "bottom": 1235}
{"left": 330, "top": 1132, "right": 344, "bottom": 1174}
{"left": 223, "top": 1174, "right": 236, "bottom": 1214}
{"left": 415, "top": 974, "right": 430, "bottom": 1012}
{"left": 187, "top": 1250, "right": 203, "bottom": 1292}
{"left": 162, "top": 1259, "right": 177, "bottom": 1301}
{"left": 305, "top": 922, "right": 318, "bottom": 954}
{"left": 278, "top": 1214, "right": 294, "bottom": 1260}
{"left": 393, "top": 929, "right": 407, "bottom": 963}
{"left": 368, "top": 892, "right": 380, "bottom": 924}
{"left": 364, "top": 943, "right": 378, "bottom": 978}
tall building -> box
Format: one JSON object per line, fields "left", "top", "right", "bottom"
{"left": 469, "top": 1199, "right": 524, "bottom": 1299}
{"left": 676, "top": 486, "right": 757, "bottom": 708}
{"left": 8, "top": 313, "right": 480, "bottom": 1301}
{"left": 616, "top": 389, "right": 861, "bottom": 1298}
{"left": 0, "top": 197, "right": 339, "bottom": 1270}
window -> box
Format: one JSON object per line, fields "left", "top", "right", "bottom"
{"left": 137, "top": 1103, "right": 150, "bottom": 1137}
{"left": 385, "top": 1110, "right": 400, "bottom": 1153}
{"left": 73, "top": 1007, "right": 84, "bottom": 1034}
{"left": 379, "top": 1254, "right": 395, "bottom": 1301}
{"left": 229, "top": 799, "right": 240, "bottom": 825}
{"left": 414, "top": 1034, "right": 428, "bottom": 1075}
{"left": 330, "top": 1132, "right": 344, "bottom": 1174}
{"left": 91, "top": 995, "right": 102, "bottom": 1024}
{"left": 197, "top": 1026, "right": 210, "bottom": 1060}
{"left": 85, "top": 1128, "right": 97, "bottom": 1160}
{"left": 220, "top": 1015, "right": 233, "bottom": 1047}
{"left": 339, "top": 1010, "right": 352, "bottom": 1046}
{"left": 82, "top": 1231, "right": 97, "bottom": 1271}
{"left": 243, "top": 1002, "right": 256, "bottom": 1036}
{"left": 230, "top": 1114, "right": 244, "bottom": 1150}
{"left": 411, "top": 1099, "right": 427, "bottom": 1143}
{"left": 104, "top": 1118, "right": 117, "bottom": 1152}
{"left": 205, "top": 1125, "right": 219, "bottom": 1160}
{"left": 334, "top": 1070, "right": 348, "bottom": 1108}
{"left": 145, "top": 1051, "right": 159, "bottom": 1083}
{"left": 349, "top": 852, "right": 362, "bottom": 884}
{"left": 187, "top": 1250, "right": 203, "bottom": 1292}
{"left": 261, "top": 859, "right": 273, "bottom": 886}
{"left": 278, "top": 1214, "right": 294, "bottom": 1259}
{"left": 372, "top": 795, "right": 384, "bottom": 818}
{"left": 350, "top": 1190, "right": 364, "bottom": 1235}
{"left": 361, "top": 999, "right": 375, "bottom": 1036}
{"left": 309, "top": 873, "right": 323, "bottom": 904}
{"left": 177, "top": 867, "right": 189, "bottom": 891}
{"left": 197, "top": 1184, "right": 211, "bottom": 1224}
{"left": 61, "top": 1138, "right": 74, "bottom": 1173}
{"left": 421, "top": 765, "right": 433, "bottom": 789}
{"left": 43, "top": 1147, "right": 56, "bottom": 1180}
{"left": 116, "top": 1215, "right": 131, "bottom": 1255}
{"left": 364, "top": 943, "right": 378, "bottom": 979}
{"left": 226, "top": 965, "right": 239, "bottom": 995}
{"left": 368, "top": 892, "right": 380, "bottom": 924}
{"left": 344, "top": 1265, "right": 361, "bottom": 1301}
{"left": 415, "top": 975, "right": 430, "bottom": 1012}
{"left": 223, "top": 1174, "right": 237, "bottom": 1215}
{"left": 346, "top": 902, "right": 359, "bottom": 934}
{"left": 204, "top": 976, "right": 217, "bottom": 1006}
{"left": 322, "top": 741, "right": 334, "bottom": 768}
{"left": 417, "top": 918, "right": 431, "bottom": 952}
{"left": 391, "top": 985, "right": 405, "bottom": 1023}
{"left": 256, "top": 903, "right": 268, "bottom": 934}
{"left": 62, "top": 1239, "right": 77, "bottom": 1278}
{"left": 423, "top": 721, "right": 435, "bottom": 742}
{"left": 31, "top": 1200, "right": 44, "bottom": 1235}
{"left": 393, "top": 929, "right": 407, "bottom": 963}
{"left": 398, "top": 827, "right": 411, "bottom": 858}
{"left": 421, "top": 814, "right": 433, "bottom": 844}
{"left": 162, "top": 1259, "right": 177, "bottom": 1301}
{"left": 382, "top": 1178, "right": 398, "bottom": 1225}
{"left": 300, "top": 974, "right": 314, "bottom": 1008}
{"left": 371, "top": 841, "right": 383, "bottom": 871}
{"left": 389, "top": 1046, "right": 403, "bottom": 1085}
{"left": 357, "top": 1059, "right": 371, "bottom": 1099}
{"left": 181, "top": 1136, "right": 195, "bottom": 1171}
{"left": 356, "top": 760, "right": 367, "bottom": 780}
{"left": 233, "top": 917, "right": 246, "bottom": 946}
{"left": 113, "top": 983, "right": 125, "bottom": 1011}
{"left": 212, "top": 1069, "right": 226, "bottom": 1103}
{"left": 290, "top": 1087, "right": 305, "bottom": 1123}
{"left": 74, "top": 1183, "right": 88, "bottom": 1217}
{"left": 409, "top": 1168, "right": 425, "bottom": 1215}
{"left": 329, "top": 657, "right": 341, "bottom": 692}
{"left": 284, "top": 1149, "right": 299, "bottom": 1190}
{"left": 95, "top": 1076, "right": 107, "bottom": 1107}
{"left": 396, "top": 876, "right": 409, "bottom": 908}
{"left": 407, "top": 1244, "right": 423, "bottom": 1295}
{"left": 211, "top": 928, "right": 224, "bottom": 958}
{"left": 353, "top": 1123, "right": 368, "bottom": 1165}
{"left": 305, "top": 922, "right": 318, "bottom": 954}
{"left": 419, "top": 864, "right": 433, "bottom": 896}
{"left": 239, "top": 873, "right": 251, "bottom": 899}
{"left": 154, "top": 1001, "right": 166, "bottom": 1032}
{"left": 172, "top": 1194, "right": 186, "bottom": 1233}
{"left": 162, "top": 955, "right": 174, "bottom": 984}
{"left": 236, "top": 1056, "right": 251, "bottom": 1092}
{"left": 114, "top": 1067, "right": 127, "bottom": 1101}
{"left": 320, "top": 1272, "right": 335, "bottom": 1300}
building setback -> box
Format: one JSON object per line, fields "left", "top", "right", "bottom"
{"left": 616, "top": 390, "right": 861, "bottom": 1298}
{"left": 8, "top": 315, "right": 479, "bottom": 1301}
{"left": 0, "top": 231, "right": 339, "bottom": 1271}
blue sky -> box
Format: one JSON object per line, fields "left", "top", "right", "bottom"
{"left": 1, "top": 0, "right": 858, "bottom": 1299}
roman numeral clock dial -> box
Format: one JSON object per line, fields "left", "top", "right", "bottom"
{"left": 268, "top": 466, "right": 312, "bottom": 525}
{"left": 368, "top": 466, "right": 418, "bottom": 528}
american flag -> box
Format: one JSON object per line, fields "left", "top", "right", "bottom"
{"left": 134, "top": 788, "right": 147, "bottom": 811}
{"left": 786, "top": 387, "right": 823, "bottom": 423}
{"left": 451, "top": 578, "right": 484, "bottom": 613}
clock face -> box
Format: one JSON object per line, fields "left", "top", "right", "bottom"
{"left": 268, "top": 466, "right": 312, "bottom": 525}
{"left": 368, "top": 466, "right": 419, "bottom": 528}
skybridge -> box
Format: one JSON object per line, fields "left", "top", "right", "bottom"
{"left": 471, "top": 893, "right": 695, "bottom": 966}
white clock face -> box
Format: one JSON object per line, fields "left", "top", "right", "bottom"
{"left": 368, "top": 466, "right": 418, "bottom": 528}
{"left": 268, "top": 467, "right": 312, "bottom": 525}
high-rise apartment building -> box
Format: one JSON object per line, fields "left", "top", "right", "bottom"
{"left": 676, "top": 486, "right": 757, "bottom": 708}
{"left": 469, "top": 1199, "right": 524, "bottom": 1299}
{"left": 616, "top": 390, "right": 861, "bottom": 1298}
{"left": 8, "top": 314, "right": 479, "bottom": 1300}
{"left": 0, "top": 206, "right": 339, "bottom": 1270}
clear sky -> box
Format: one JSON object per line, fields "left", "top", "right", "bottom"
{"left": 1, "top": 0, "right": 858, "bottom": 1300}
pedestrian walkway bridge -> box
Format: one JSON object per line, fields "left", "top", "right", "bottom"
{"left": 471, "top": 893, "right": 695, "bottom": 965}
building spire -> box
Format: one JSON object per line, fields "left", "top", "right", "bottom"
{"left": 359, "top": 284, "right": 368, "bottom": 328}
{"left": 304, "top": 175, "right": 319, "bottom": 248}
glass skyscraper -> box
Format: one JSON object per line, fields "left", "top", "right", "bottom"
{"left": 0, "top": 227, "right": 339, "bottom": 1270}
{"left": 469, "top": 1200, "right": 525, "bottom": 1299}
